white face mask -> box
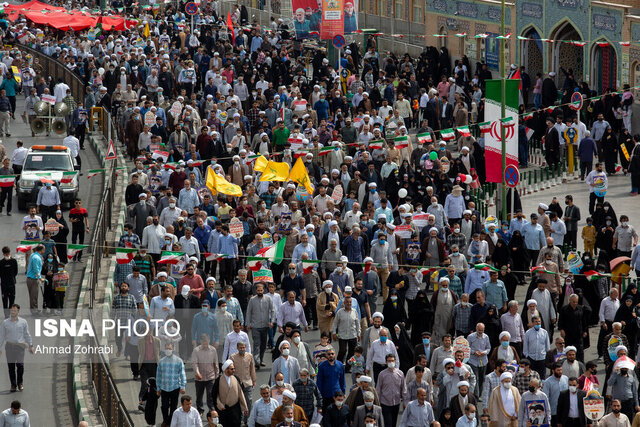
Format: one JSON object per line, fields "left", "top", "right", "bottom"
{"left": 502, "top": 382, "right": 511, "bottom": 389}
{"left": 285, "top": 417, "right": 294, "bottom": 423}
{"left": 569, "top": 386, "right": 577, "bottom": 393}
{"left": 276, "top": 380, "right": 284, "bottom": 386}
{"left": 325, "top": 287, "right": 332, "bottom": 294}
{"left": 169, "top": 203, "right": 176, "bottom": 208}
{"left": 282, "top": 349, "right": 290, "bottom": 356}
{"left": 164, "top": 349, "right": 173, "bottom": 357}
{"left": 293, "top": 337, "right": 301, "bottom": 344}
{"left": 366, "top": 423, "right": 375, "bottom": 427}
{"left": 220, "top": 306, "right": 227, "bottom": 312}
{"left": 365, "top": 401, "right": 373, "bottom": 408}
{"left": 387, "top": 362, "right": 395, "bottom": 369}
{"left": 212, "top": 417, "right": 219, "bottom": 424}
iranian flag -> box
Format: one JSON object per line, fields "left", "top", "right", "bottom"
{"left": 440, "top": 129, "right": 455, "bottom": 141}
{"left": 473, "top": 263, "right": 500, "bottom": 272}
{"left": 416, "top": 132, "right": 432, "bottom": 144}
{"left": 246, "top": 257, "right": 266, "bottom": 271}
{"left": 0, "top": 175, "right": 15, "bottom": 187}
{"left": 158, "top": 251, "right": 184, "bottom": 264}
{"left": 522, "top": 112, "right": 534, "bottom": 121}
{"left": 475, "top": 33, "right": 489, "bottom": 38}
{"left": 584, "top": 270, "right": 610, "bottom": 281}
{"left": 368, "top": 140, "right": 385, "bottom": 150}
{"left": 203, "top": 253, "right": 227, "bottom": 262}
{"left": 87, "top": 169, "right": 104, "bottom": 179}
{"left": 570, "top": 40, "right": 586, "bottom": 47}
{"left": 484, "top": 80, "right": 519, "bottom": 183}
{"left": 530, "top": 266, "right": 555, "bottom": 274}
{"left": 67, "top": 244, "right": 88, "bottom": 260}
{"left": 394, "top": 135, "right": 409, "bottom": 149}
{"left": 478, "top": 122, "right": 492, "bottom": 134}
{"left": 302, "top": 259, "right": 321, "bottom": 274}
{"left": 501, "top": 117, "right": 516, "bottom": 127}
{"left": 190, "top": 160, "right": 204, "bottom": 167}
{"left": 294, "top": 149, "right": 310, "bottom": 158}
{"left": 17, "top": 241, "right": 37, "bottom": 253}
{"left": 362, "top": 260, "right": 373, "bottom": 274}
{"left": 318, "top": 146, "right": 335, "bottom": 156}
{"left": 255, "top": 237, "right": 287, "bottom": 265}
{"left": 116, "top": 248, "right": 137, "bottom": 264}
{"left": 60, "top": 171, "right": 78, "bottom": 184}
{"left": 457, "top": 126, "right": 471, "bottom": 137}
{"left": 418, "top": 267, "right": 437, "bottom": 276}
{"left": 248, "top": 154, "right": 261, "bottom": 161}
{"left": 526, "top": 127, "right": 535, "bottom": 139}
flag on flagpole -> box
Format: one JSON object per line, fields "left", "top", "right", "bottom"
{"left": 158, "top": 251, "right": 185, "bottom": 264}
{"left": 226, "top": 12, "right": 235, "bottom": 46}
{"left": 394, "top": 135, "right": 409, "bottom": 149}
{"left": 302, "top": 259, "right": 321, "bottom": 274}
{"left": 87, "top": 169, "right": 104, "bottom": 179}
{"left": 60, "top": 171, "right": 78, "bottom": 184}
{"left": 67, "top": 244, "right": 89, "bottom": 260}
{"left": 0, "top": 175, "right": 15, "bottom": 187}
{"left": 440, "top": 129, "right": 455, "bottom": 141}
{"left": 368, "top": 139, "right": 385, "bottom": 149}
{"left": 254, "top": 155, "right": 269, "bottom": 172}
{"left": 205, "top": 167, "right": 243, "bottom": 196}
{"left": 478, "top": 122, "right": 492, "bottom": 133}
{"left": 258, "top": 161, "right": 291, "bottom": 182}
{"left": 288, "top": 157, "right": 314, "bottom": 195}
{"left": 255, "top": 237, "right": 287, "bottom": 265}
{"left": 456, "top": 126, "right": 471, "bottom": 137}
{"left": 246, "top": 257, "right": 266, "bottom": 271}
{"left": 116, "top": 248, "right": 137, "bottom": 264}
{"left": 416, "top": 132, "right": 432, "bottom": 143}
{"left": 143, "top": 22, "right": 150, "bottom": 38}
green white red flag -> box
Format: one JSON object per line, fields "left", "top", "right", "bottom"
{"left": 0, "top": 175, "right": 15, "bottom": 187}
{"left": 116, "top": 248, "right": 137, "bottom": 264}
{"left": 416, "top": 132, "right": 432, "bottom": 144}
{"left": 440, "top": 129, "right": 455, "bottom": 141}
{"left": 67, "top": 244, "right": 89, "bottom": 260}
{"left": 394, "top": 135, "right": 409, "bottom": 149}
{"left": 158, "top": 251, "right": 185, "bottom": 264}
{"left": 368, "top": 140, "right": 384, "bottom": 150}
{"left": 60, "top": 171, "right": 78, "bottom": 184}
{"left": 478, "top": 122, "right": 492, "bottom": 133}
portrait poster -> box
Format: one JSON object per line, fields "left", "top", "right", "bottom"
{"left": 526, "top": 400, "right": 549, "bottom": 427}
{"left": 292, "top": 0, "right": 358, "bottom": 39}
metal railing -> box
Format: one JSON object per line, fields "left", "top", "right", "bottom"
{"left": 91, "top": 357, "right": 134, "bottom": 427}
{"left": 16, "top": 43, "right": 85, "bottom": 101}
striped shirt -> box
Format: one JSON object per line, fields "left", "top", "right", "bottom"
{"left": 156, "top": 354, "right": 187, "bottom": 392}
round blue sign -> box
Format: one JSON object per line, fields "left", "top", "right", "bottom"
{"left": 185, "top": 2, "right": 198, "bottom": 15}
{"left": 332, "top": 34, "right": 346, "bottom": 49}
{"left": 504, "top": 164, "right": 520, "bottom": 188}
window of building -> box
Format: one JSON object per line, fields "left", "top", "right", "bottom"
{"left": 412, "top": 0, "right": 422, "bottom": 22}
{"left": 395, "top": 0, "right": 403, "bottom": 20}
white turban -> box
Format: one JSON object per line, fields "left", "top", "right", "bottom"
{"left": 372, "top": 312, "right": 384, "bottom": 320}
{"left": 443, "top": 358, "right": 455, "bottom": 367}
{"left": 527, "top": 299, "right": 537, "bottom": 306}
{"left": 221, "top": 359, "right": 234, "bottom": 371}
{"left": 359, "top": 376, "right": 372, "bottom": 383}
{"left": 500, "top": 372, "right": 513, "bottom": 381}
{"left": 429, "top": 227, "right": 438, "bottom": 233}
{"left": 499, "top": 331, "right": 511, "bottom": 340}
{"left": 616, "top": 345, "right": 628, "bottom": 354}
{"left": 323, "top": 280, "right": 333, "bottom": 288}
{"left": 565, "top": 346, "right": 577, "bottom": 353}
{"left": 279, "top": 340, "right": 290, "bottom": 350}
{"left": 458, "top": 381, "right": 470, "bottom": 388}
{"left": 283, "top": 390, "right": 297, "bottom": 400}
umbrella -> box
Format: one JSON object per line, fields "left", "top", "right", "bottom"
{"left": 610, "top": 256, "right": 632, "bottom": 285}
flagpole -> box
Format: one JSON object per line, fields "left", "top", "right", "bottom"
{"left": 499, "top": 0, "right": 507, "bottom": 221}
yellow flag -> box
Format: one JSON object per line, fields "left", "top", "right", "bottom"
{"left": 258, "top": 161, "right": 290, "bottom": 182}
{"left": 254, "top": 155, "right": 269, "bottom": 172}
{"left": 288, "top": 157, "right": 314, "bottom": 195}
{"left": 143, "top": 23, "right": 150, "bottom": 38}
{"left": 206, "top": 167, "right": 243, "bottom": 196}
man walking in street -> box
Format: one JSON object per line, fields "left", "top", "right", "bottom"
{"left": 245, "top": 283, "right": 275, "bottom": 368}
{"left": 0, "top": 304, "right": 35, "bottom": 392}
{"left": 25, "top": 245, "right": 44, "bottom": 315}
{"left": 156, "top": 343, "right": 187, "bottom": 427}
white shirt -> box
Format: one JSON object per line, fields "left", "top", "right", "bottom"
{"left": 223, "top": 330, "right": 251, "bottom": 360}
{"left": 63, "top": 135, "right": 80, "bottom": 157}
{"left": 550, "top": 219, "right": 567, "bottom": 245}
{"left": 599, "top": 297, "right": 620, "bottom": 322}
{"left": 10, "top": 146, "right": 27, "bottom": 166}
{"left": 500, "top": 385, "right": 516, "bottom": 416}
{"left": 54, "top": 82, "right": 70, "bottom": 103}
{"left": 568, "top": 391, "right": 579, "bottom": 417}
{"left": 366, "top": 339, "right": 399, "bottom": 371}
{"left": 170, "top": 406, "right": 203, "bottom": 426}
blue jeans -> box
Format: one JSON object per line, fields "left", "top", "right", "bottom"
{"left": 534, "top": 93, "right": 541, "bottom": 110}
{"left": 268, "top": 324, "right": 276, "bottom": 347}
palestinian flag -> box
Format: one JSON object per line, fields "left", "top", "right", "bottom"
{"left": 440, "top": 129, "right": 455, "bottom": 141}
{"left": 522, "top": 112, "right": 534, "bottom": 121}
{"left": 500, "top": 117, "right": 516, "bottom": 127}
{"left": 394, "top": 135, "right": 409, "bottom": 149}
{"left": 17, "top": 241, "right": 38, "bottom": 253}
{"left": 584, "top": 270, "right": 610, "bottom": 281}
{"left": 256, "top": 237, "right": 287, "bottom": 265}
{"left": 60, "top": 171, "right": 78, "bottom": 184}
{"left": 418, "top": 267, "right": 437, "bottom": 276}
{"left": 525, "top": 127, "right": 535, "bottom": 139}
{"left": 473, "top": 263, "right": 500, "bottom": 272}
{"left": 246, "top": 256, "right": 266, "bottom": 271}
{"left": 416, "top": 132, "right": 432, "bottom": 144}
{"left": 478, "top": 122, "right": 492, "bottom": 133}
{"left": 67, "top": 244, "right": 89, "bottom": 260}
{"left": 0, "top": 175, "right": 15, "bottom": 187}
{"left": 87, "top": 169, "right": 104, "bottom": 179}
{"left": 318, "top": 146, "right": 335, "bottom": 156}
{"left": 368, "top": 139, "right": 385, "bottom": 150}
{"left": 116, "top": 248, "right": 137, "bottom": 264}
{"left": 457, "top": 126, "right": 471, "bottom": 137}
{"left": 158, "top": 251, "right": 185, "bottom": 264}
{"left": 302, "top": 259, "right": 321, "bottom": 274}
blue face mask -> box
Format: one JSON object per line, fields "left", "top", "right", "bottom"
{"left": 534, "top": 324, "right": 541, "bottom": 330}
{"left": 501, "top": 341, "right": 509, "bottom": 348}
{"left": 422, "top": 338, "right": 430, "bottom": 345}
{"left": 202, "top": 306, "right": 209, "bottom": 313}
{"left": 380, "top": 336, "right": 387, "bottom": 343}
{"left": 307, "top": 231, "right": 313, "bottom": 236}
{"left": 370, "top": 188, "right": 376, "bottom": 193}
{"left": 379, "top": 239, "right": 386, "bottom": 245}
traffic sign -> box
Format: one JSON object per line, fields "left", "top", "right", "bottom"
{"left": 185, "top": 2, "right": 198, "bottom": 15}
{"left": 570, "top": 92, "right": 583, "bottom": 110}
{"left": 105, "top": 139, "right": 117, "bottom": 160}
{"left": 504, "top": 164, "right": 519, "bottom": 187}
{"left": 332, "top": 34, "right": 346, "bottom": 49}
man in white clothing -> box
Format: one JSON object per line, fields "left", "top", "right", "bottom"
{"left": 170, "top": 395, "right": 203, "bottom": 426}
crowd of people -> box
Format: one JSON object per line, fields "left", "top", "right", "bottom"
{"left": 1, "top": 0, "right": 640, "bottom": 426}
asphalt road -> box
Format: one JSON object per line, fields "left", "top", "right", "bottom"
{"left": 0, "top": 97, "right": 104, "bottom": 427}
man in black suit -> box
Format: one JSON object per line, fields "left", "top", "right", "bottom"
{"left": 556, "top": 377, "right": 590, "bottom": 426}
{"left": 413, "top": 332, "right": 437, "bottom": 366}
{"left": 439, "top": 96, "right": 454, "bottom": 129}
